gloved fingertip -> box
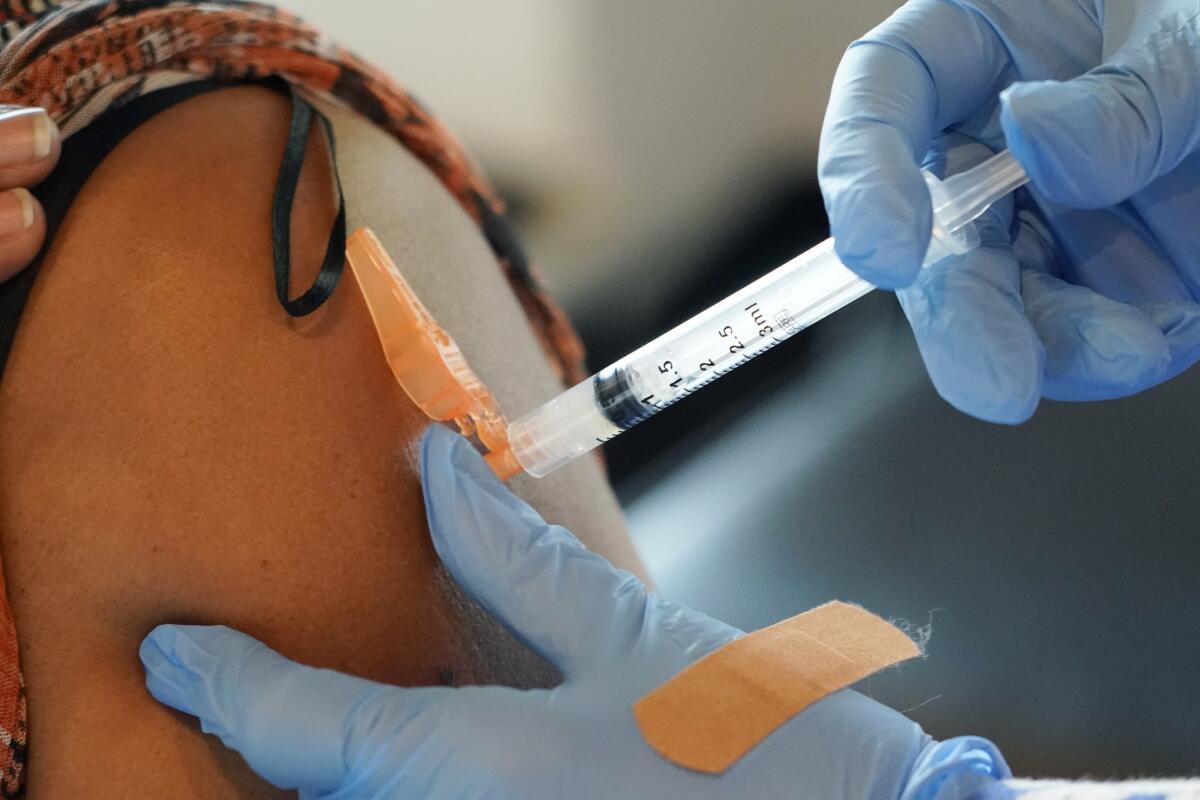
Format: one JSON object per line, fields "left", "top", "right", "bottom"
{"left": 898, "top": 260, "right": 1044, "bottom": 425}
{"left": 1000, "top": 79, "right": 1140, "bottom": 209}
{"left": 141, "top": 623, "right": 179, "bottom": 667}
{"left": 140, "top": 625, "right": 198, "bottom": 715}
{"left": 420, "top": 423, "right": 499, "bottom": 489}
{"left": 964, "top": 387, "right": 1040, "bottom": 425}
{"left": 420, "top": 424, "right": 576, "bottom": 588}
{"left": 960, "top": 327, "right": 1043, "bottom": 426}
{"left": 839, "top": 251, "right": 924, "bottom": 291}
{"left": 829, "top": 177, "right": 931, "bottom": 289}
{"left": 1025, "top": 273, "right": 1172, "bottom": 400}
{"left": 1138, "top": 301, "right": 1200, "bottom": 383}
{"left": 935, "top": 363, "right": 1041, "bottom": 426}
{"left": 420, "top": 424, "right": 533, "bottom": 535}
{"left": 901, "top": 737, "right": 1011, "bottom": 800}
{"left": 999, "top": 81, "right": 1075, "bottom": 203}
{"left": 1041, "top": 320, "right": 1171, "bottom": 400}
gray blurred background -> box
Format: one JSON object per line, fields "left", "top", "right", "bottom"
{"left": 284, "top": 1, "right": 1200, "bottom": 780}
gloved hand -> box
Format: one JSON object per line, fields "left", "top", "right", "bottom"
{"left": 0, "top": 105, "right": 58, "bottom": 281}
{"left": 819, "top": 0, "right": 1200, "bottom": 423}
{"left": 139, "top": 425, "right": 1008, "bottom": 800}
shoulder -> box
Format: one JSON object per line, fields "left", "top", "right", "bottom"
{"left": 55, "top": 84, "right": 336, "bottom": 312}
{"left": 5, "top": 79, "right": 641, "bottom": 570}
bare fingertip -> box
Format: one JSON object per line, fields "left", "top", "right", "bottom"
{"left": 0, "top": 197, "right": 45, "bottom": 282}
{"left": 13, "top": 187, "right": 32, "bottom": 229}
{"left": 30, "top": 109, "right": 55, "bottom": 160}
{"left": 0, "top": 107, "right": 56, "bottom": 170}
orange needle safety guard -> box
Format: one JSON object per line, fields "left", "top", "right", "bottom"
{"left": 345, "top": 227, "right": 522, "bottom": 480}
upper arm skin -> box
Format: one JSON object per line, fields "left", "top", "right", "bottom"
{"left": 0, "top": 86, "right": 639, "bottom": 797}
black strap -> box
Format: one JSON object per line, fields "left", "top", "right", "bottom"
{"left": 2, "top": 78, "right": 350, "bottom": 381}
{"left": 271, "top": 82, "right": 347, "bottom": 317}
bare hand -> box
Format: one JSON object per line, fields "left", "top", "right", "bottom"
{"left": 0, "top": 105, "right": 60, "bottom": 281}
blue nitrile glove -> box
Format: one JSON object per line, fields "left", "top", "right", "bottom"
{"left": 138, "top": 425, "right": 1007, "bottom": 800}
{"left": 819, "top": 0, "right": 1200, "bottom": 423}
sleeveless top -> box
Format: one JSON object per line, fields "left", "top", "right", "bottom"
{"left": 0, "top": 2, "right": 588, "bottom": 794}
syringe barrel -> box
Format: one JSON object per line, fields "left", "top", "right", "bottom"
{"left": 508, "top": 378, "right": 620, "bottom": 477}
{"left": 508, "top": 153, "right": 1028, "bottom": 479}
{"left": 508, "top": 239, "right": 872, "bottom": 477}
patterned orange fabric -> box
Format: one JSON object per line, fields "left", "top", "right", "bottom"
{"left": 0, "top": 1, "right": 587, "bottom": 794}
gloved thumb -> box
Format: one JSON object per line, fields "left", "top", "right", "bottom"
{"left": 140, "top": 624, "right": 424, "bottom": 795}
{"left": 420, "top": 424, "right": 738, "bottom": 677}
{"left": 1000, "top": 21, "right": 1200, "bottom": 208}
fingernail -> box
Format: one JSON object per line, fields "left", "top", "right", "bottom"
{"left": 0, "top": 188, "right": 34, "bottom": 237}
{"left": 0, "top": 107, "right": 55, "bottom": 166}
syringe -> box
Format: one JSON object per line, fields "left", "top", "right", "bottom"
{"left": 507, "top": 150, "right": 1029, "bottom": 477}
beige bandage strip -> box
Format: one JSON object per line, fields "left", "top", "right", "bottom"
{"left": 633, "top": 601, "right": 921, "bottom": 774}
